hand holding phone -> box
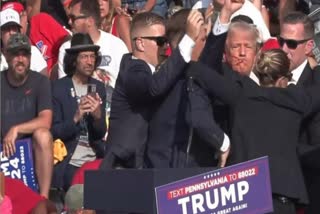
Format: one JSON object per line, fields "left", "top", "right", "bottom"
{"left": 87, "top": 84, "right": 97, "bottom": 97}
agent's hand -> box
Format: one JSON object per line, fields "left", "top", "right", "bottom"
{"left": 218, "top": 146, "right": 230, "bottom": 167}
{"left": 308, "top": 55, "right": 318, "bottom": 70}
{"left": 204, "top": 3, "right": 214, "bottom": 36}
{"left": 2, "top": 126, "right": 19, "bottom": 158}
{"left": 186, "top": 10, "right": 205, "bottom": 42}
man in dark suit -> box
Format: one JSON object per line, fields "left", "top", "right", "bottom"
{"left": 145, "top": 9, "right": 230, "bottom": 169}
{"left": 280, "top": 11, "right": 320, "bottom": 214}
{"left": 51, "top": 33, "right": 106, "bottom": 191}
{"left": 100, "top": 11, "right": 204, "bottom": 169}
{"left": 190, "top": 49, "right": 320, "bottom": 214}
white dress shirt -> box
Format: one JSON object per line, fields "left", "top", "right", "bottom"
{"left": 288, "top": 60, "right": 308, "bottom": 85}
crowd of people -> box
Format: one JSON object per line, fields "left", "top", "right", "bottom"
{"left": 1, "top": 0, "right": 320, "bottom": 213}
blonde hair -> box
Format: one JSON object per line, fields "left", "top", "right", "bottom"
{"left": 253, "top": 49, "right": 292, "bottom": 86}
{"left": 100, "top": 0, "right": 115, "bottom": 33}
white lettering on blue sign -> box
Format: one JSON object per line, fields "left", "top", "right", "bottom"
{"left": 177, "top": 181, "right": 249, "bottom": 214}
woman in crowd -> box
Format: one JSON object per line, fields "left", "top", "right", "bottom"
{"left": 99, "top": 0, "right": 132, "bottom": 51}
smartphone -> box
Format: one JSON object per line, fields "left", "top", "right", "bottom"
{"left": 87, "top": 84, "right": 97, "bottom": 97}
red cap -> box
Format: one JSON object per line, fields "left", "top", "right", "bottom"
{"left": 1, "top": 2, "right": 25, "bottom": 14}
{"left": 261, "top": 38, "right": 280, "bottom": 51}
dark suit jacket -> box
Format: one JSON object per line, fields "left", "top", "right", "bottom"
{"left": 200, "top": 32, "right": 227, "bottom": 73}
{"left": 101, "top": 49, "right": 187, "bottom": 168}
{"left": 51, "top": 76, "right": 106, "bottom": 188}
{"left": 51, "top": 76, "right": 107, "bottom": 143}
{"left": 201, "top": 30, "right": 320, "bottom": 208}
{"left": 298, "top": 63, "right": 320, "bottom": 152}
{"left": 145, "top": 74, "right": 224, "bottom": 168}
{"left": 297, "top": 63, "right": 320, "bottom": 213}
{"left": 145, "top": 32, "right": 228, "bottom": 169}
{"left": 190, "top": 62, "right": 320, "bottom": 204}
{"left": 199, "top": 32, "right": 233, "bottom": 135}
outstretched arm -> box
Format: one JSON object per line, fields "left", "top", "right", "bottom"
{"left": 200, "top": 0, "right": 244, "bottom": 71}
{"left": 187, "top": 82, "right": 230, "bottom": 167}
{"left": 126, "top": 10, "right": 205, "bottom": 101}
{"left": 188, "top": 61, "right": 242, "bottom": 106}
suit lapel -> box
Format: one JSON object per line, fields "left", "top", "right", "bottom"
{"left": 65, "top": 77, "right": 79, "bottom": 111}
{"left": 297, "top": 63, "right": 313, "bottom": 87}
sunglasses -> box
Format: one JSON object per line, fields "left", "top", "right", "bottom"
{"left": 68, "top": 14, "right": 88, "bottom": 22}
{"left": 278, "top": 36, "right": 311, "bottom": 49}
{"left": 134, "top": 36, "right": 168, "bottom": 46}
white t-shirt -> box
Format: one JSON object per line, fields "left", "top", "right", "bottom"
{"left": 58, "top": 30, "right": 129, "bottom": 88}
{"left": 0, "top": 46, "right": 47, "bottom": 72}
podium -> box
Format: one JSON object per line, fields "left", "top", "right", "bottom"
{"left": 84, "top": 168, "right": 215, "bottom": 213}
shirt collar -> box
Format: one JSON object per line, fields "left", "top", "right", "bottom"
{"left": 249, "top": 72, "right": 260, "bottom": 85}
{"left": 132, "top": 55, "right": 156, "bottom": 74}
{"left": 289, "top": 60, "right": 308, "bottom": 85}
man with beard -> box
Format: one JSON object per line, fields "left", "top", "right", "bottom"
{"left": 0, "top": 33, "right": 53, "bottom": 198}
{"left": 57, "top": 0, "right": 128, "bottom": 88}
{"left": 0, "top": 8, "right": 47, "bottom": 76}
{"left": 51, "top": 33, "right": 106, "bottom": 191}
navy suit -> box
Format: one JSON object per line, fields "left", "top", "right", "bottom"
{"left": 145, "top": 72, "right": 225, "bottom": 168}
{"left": 145, "top": 32, "right": 228, "bottom": 168}
{"left": 51, "top": 76, "right": 106, "bottom": 189}
{"left": 144, "top": 31, "right": 227, "bottom": 169}
{"left": 100, "top": 48, "right": 187, "bottom": 168}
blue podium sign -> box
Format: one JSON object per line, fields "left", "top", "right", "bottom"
{"left": 0, "top": 138, "right": 38, "bottom": 192}
{"left": 155, "top": 156, "right": 273, "bottom": 214}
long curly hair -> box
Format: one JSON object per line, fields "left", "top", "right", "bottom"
{"left": 100, "top": 0, "right": 116, "bottom": 32}
{"left": 63, "top": 50, "right": 101, "bottom": 76}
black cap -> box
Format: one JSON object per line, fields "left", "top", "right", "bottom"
{"left": 6, "top": 33, "right": 31, "bottom": 54}
{"left": 65, "top": 33, "right": 100, "bottom": 54}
